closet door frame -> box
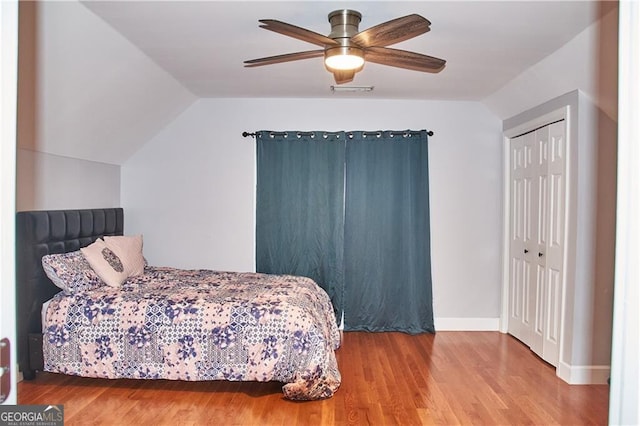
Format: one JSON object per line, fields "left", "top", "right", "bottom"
{"left": 500, "top": 106, "right": 571, "bottom": 374}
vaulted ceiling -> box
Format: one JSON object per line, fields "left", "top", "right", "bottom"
{"left": 18, "top": 1, "right": 615, "bottom": 165}
{"left": 82, "top": 1, "right": 609, "bottom": 100}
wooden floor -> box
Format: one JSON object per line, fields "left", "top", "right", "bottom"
{"left": 18, "top": 331, "right": 609, "bottom": 425}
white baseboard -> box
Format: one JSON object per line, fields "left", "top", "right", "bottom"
{"left": 435, "top": 317, "right": 500, "bottom": 331}
{"left": 557, "top": 361, "right": 611, "bottom": 384}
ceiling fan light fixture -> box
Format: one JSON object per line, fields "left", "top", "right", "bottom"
{"left": 324, "top": 47, "right": 364, "bottom": 71}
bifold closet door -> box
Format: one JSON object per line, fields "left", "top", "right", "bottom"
{"left": 508, "top": 120, "right": 566, "bottom": 367}
{"left": 508, "top": 130, "right": 537, "bottom": 345}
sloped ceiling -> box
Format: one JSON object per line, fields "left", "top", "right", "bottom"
{"left": 82, "top": 1, "right": 606, "bottom": 100}
{"left": 17, "top": 1, "right": 196, "bottom": 165}
{"left": 18, "top": 1, "right": 613, "bottom": 166}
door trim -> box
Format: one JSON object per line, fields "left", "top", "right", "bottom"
{"left": 0, "top": 0, "right": 18, "bottom": 405}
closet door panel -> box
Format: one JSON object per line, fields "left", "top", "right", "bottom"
{"left": 530, "top": 127, "right": 549, "bottom": 357}
{"left": 540, "top": 121, "right": 566, "bottom": 365}
{"left": 508, "top": 132, "right": 537, "bottom": 343}
{"left": 543, "top": 267, "right": 562, "bottom": 364}
{"left": 531, "top": 262, "right": 546, "bottom": 357}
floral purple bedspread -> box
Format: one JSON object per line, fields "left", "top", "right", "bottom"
{"left": 43, "top": 267, "right": 341, "bottom": 400}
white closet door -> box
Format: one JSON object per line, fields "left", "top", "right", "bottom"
{"left": 529, "top": 126, "right": 548, "bottom": 358}
{"left": 508, "top": 120, "right": 566, "bottom": 368}
{"left": 540, "top": 120, "right": 566, "bottom": 365}
{"left": 508, "top": 131, "right": 537, "bottom": 343}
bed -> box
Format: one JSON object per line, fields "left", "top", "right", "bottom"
{"left": 16, "top": 208, "right": 341, "bottom": 400}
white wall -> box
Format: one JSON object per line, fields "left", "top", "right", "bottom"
{"left": 571, "top": 94, "right": 617, "bottom": 368}
{"left": 122, "top": 98, "right": 503, "bottom": 323}
{"left": 484, "top": 4, "right": 618, "bottom": 121}
{"left": 17, "top": 1, "right": 195, "bottom": 165}
{"left": 15, "top": 0, "right": 195, "bottom": 211}
{"left": 16, "top": 149, "right": 120, "bottom": 211}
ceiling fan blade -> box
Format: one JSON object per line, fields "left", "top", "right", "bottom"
{"left": 259, "top": 19, "right": 339, "bottom": 47}
{"left": 364, "top": 46, "right": 446, "bottom": 72}
{"left": 332, "top": 69, "right": 355, "bottom": 85}
{"left": 244, "top": 50, "right": 325, "bottom": 67}
{"left": 351, "top": 14, "right": 431, "bottom": 48}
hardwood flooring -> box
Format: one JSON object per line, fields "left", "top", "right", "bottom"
{"left": 18, "top": 331, "right": 609, "bottom": 425}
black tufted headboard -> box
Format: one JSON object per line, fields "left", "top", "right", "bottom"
{"left": 15, "top": 208, "right": 124, "bottom": 379}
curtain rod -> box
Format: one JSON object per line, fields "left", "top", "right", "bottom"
{"left": 242, "top": 130, "right": 434, "bottom": 138}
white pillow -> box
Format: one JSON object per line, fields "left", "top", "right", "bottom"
{"left": 81, "top": 235, "right": 145, "bottom": 287}
{"left": 104, "top": 235, "right": 145, "bottom": 276}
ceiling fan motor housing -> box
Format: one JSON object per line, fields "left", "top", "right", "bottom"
{"left": 325, "top": 9, "right": 364, "bottom": 70}
{"left": 328, "top": 9, "right": 362, "bottom": 39}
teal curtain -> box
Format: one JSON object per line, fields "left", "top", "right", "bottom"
{"left": 256, "top": 131, "right": 346, "bottom": 320}
{"left": 343, "top": 130, "right": 434, "bottom": 333}
{"left": 255, "top": 129, "right": 434, "bottom": 333}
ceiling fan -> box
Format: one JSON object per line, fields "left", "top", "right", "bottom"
{"left": 244, "top": 10, "right": 446, "bottom": 84}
